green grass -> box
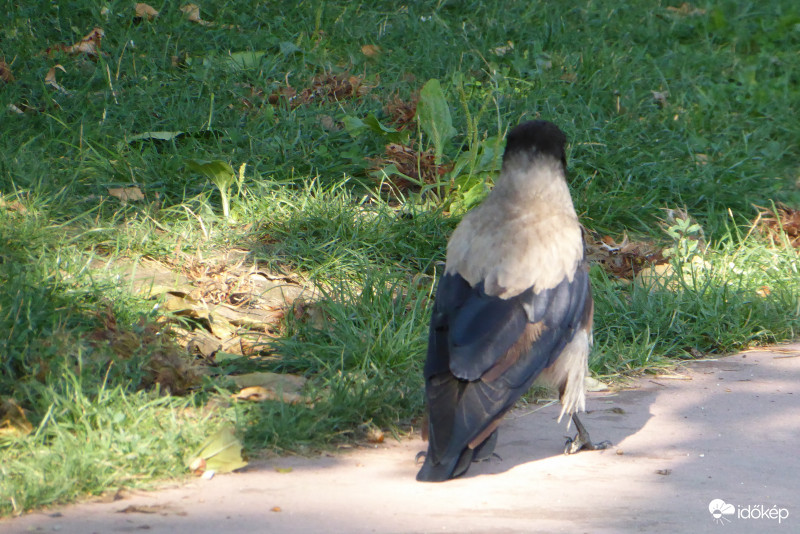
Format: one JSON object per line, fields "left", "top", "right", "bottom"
{"left": 2, "top": 0, "right": 800, "bottom": 516}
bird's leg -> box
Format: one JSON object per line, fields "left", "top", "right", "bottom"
{"left": 564, "top": 413, "right": 611, "bottom": 454}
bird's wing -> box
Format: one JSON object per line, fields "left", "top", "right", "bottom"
{"left": 419, "top": 265, "right": 590, "bottom": 481}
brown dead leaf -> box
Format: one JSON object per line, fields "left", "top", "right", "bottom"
{"left": 560, "top": 71, "right": 578, "bottom": 83}
{"left": 368, "top": 142, "right": 451, "bottom": 195}
{"left": 0, "top": 198, "right": 28, "bottom": 214}
{"left": 651, "top": 90, "right": 669, "bottom": 106}
{"left": 134, "top": 3, "right": 159, "bottom": 20}
{"left": 117, "top": 504, "right": 186, "bottom": 516}
{"left": 585, "top": 230, "right": 667, "bottom": 279}
{"left": 365, "top": 426, "right": 385, "bottom": 444}
{"left": 269, "top": 72, "right": 374, "bottom": 108}
{"left": 44, "top": 64, "right": 70, "bottom": 94}
{"left": 0, "top": 398, "right": 33, "bottom": 438}
{"left": 45, "top": 64, "right": 65, "bottom": 84}
{"left": 108, "top": 186, "right": 145, "bottom": 202}
{"left": 0, "top": 58, "right": 14, "bottom": 83}
{"left": 319, "top": 114, "right": 338, "bottom": 131}
{"left": 385, "top": 94, "right": 417, "bottom": 130}
{"left": 754, "top": 204, "right": 800, "bottom": 248}
{"left": 666, "top": 3, "right": 706, "bottom": 16}
{"left": 180, "top": 4, "right": 212, "bottom": 26}
{"left": 232, "top": 372, "right": 310, "bottom": 405}
{"left": 90, "top": 305, "right": 200, "bottom": 395}
{"left": 361, "top": 44, "right": 381, "bottom": 57}
{"left": 58, "top": 28, "right": 105, "bottom": 57}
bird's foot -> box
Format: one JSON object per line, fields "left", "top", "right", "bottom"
{"left": 563, "top": 413, "right": 611, "bottom": 455}
{"left": 474, "top": 452, "right": 503, "bottom": 463}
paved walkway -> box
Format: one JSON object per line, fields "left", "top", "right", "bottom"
{"left": 4, "top": 346, "right": 799, "bottom": 533}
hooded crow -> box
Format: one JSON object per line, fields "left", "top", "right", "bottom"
{"left": 417, "top": 120, "right": 608, "bottom": 482}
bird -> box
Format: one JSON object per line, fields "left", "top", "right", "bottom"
{"left": 416, "top": 120, "right": 609, "bottom": 482}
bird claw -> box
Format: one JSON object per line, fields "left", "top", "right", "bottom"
{"left": 564, "top": 436, "right": 611, "bottom": 454}
{"left": 563, "top": 413, "right": 610, "bottom": 455}
{"left": 415, "top": 451, "right": 427, "bottom": 464}
{"left": 475, "top": 452, "right": 503, "bottom": 463}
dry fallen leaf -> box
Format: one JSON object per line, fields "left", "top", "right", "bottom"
{"left": 134, "top": 3, "right": 159, "bottom": 20}
{"left": 69, "top": 28, "right": 105, "bottom": 57}
{"left": 0, "top": 398, "right": 33, "bottom": 438}
{"left": 368, "top": 142, "right": 451, "bottom": 195}
{"left": 232, "top": 372, "right": 310, "bottom": 405}
{"left": 754, "top": 204, "right": 800, "bottom": 248}
{"left": 0, "top": 58, "right": 14, "bottom": 83}
{"left": 666, "top": 3, "right": 706, "bottom": 16}
{"left": 108, "top": 186, "right": 145, "bottom": 202}
{"left": 361, "top": 44, "right": 381, "bottom": 57}
{"left": 584, "top": 231, "right": 667, "bottom": 280}
{"left": 385, "top": 94, "right": 417, "bottom": 130}
{"left": 44, "top": 64, "right": 69, "bottom": 94}
{"left": 180, "top": 4, "right": 212, "bottom": 25}
{"left": 0, "top": 198, "right": 28, "bottom": 214}
{"left": 268, "top": 72, "right": 374, "bottom": 108}
{"left": 651, "top": 90, "right": 669, "bottom": 105}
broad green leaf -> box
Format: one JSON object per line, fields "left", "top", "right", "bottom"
{"left": 362, "top": 113, "right": 411, "bottom": 144}
{"left": 186, "top": 159, "right": 236, "bottom": 188}
{"left": 342, "top": 115, "right": 367, "bottom": 137}
{"left": 416, "top": 79, "right": 457, "bottom": 164}
{"left": 126, "top": 131, "right": 185, "bottom": 143}
{"left": 225, "top": 51, "right": 267, "bottom": 69}
{"left": 343, "top": 114, "right": 410, "bottom": 144}
{"left": 187, "top": 425, "right": 248, "bottom": 474}
{"left": 186, "top": 159, "right": 236, "bottom": 218}
{"left": 278, "top": 41, "right": 302, "bottom": 56}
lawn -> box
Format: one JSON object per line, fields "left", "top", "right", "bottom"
{"left": 1, "top": 0, "right": 799, "bottom": 516}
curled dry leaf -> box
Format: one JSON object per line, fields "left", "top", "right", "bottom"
{"left": 0, "top": 198, "right": 28, "bottom": 214}
{"left": 134, "top": 3, "right": 159, "bottom": 20}
{"left": 180, "top": 4, "right": 212, "bottom": 26}
{"left": 0, "top": 58, "right": 14, "bottom": 83}
{"left": 0, "top": 397, "right": 33, "bottom": 438}
{"left": 367, "top": 142, "right": 451, "bottom": 195}
{"left": 666, "top": 2, "right": 706, "bottom": 16}
{"left": 361, "top": 44, "right": 381, "bottom": 57}
{"left": 385, "top": 94, "right": 417, "bottom": 130}
{"left": 651, "top": 90, "right": 669, "bottom": 105}
{"left": 45, "top": 64, "right": 70, "bottom": 94}
{"left": 584, "top": 231, "right": 667, "bottom": 279}
{"left": 269, "top": 72, "right": 374, "bottom": 108}
{"left": 108, "top": 186, "right": 145, "bottom": 202}
{"left": 232, "top": 372, "right": 310, "bottom": 405}
{"left": 754, "top": 204, "right": 800, "bottom": 248}
{"left": 58, "top": 28, "right": 105, "bottom": 57}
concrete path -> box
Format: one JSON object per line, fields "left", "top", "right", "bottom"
{"left": 4, "top": 346, "right": 799, "bottom": 533}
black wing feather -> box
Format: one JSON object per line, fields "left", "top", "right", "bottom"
{"left": 417, "top": 268, "right": 589, "bottom": 481}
